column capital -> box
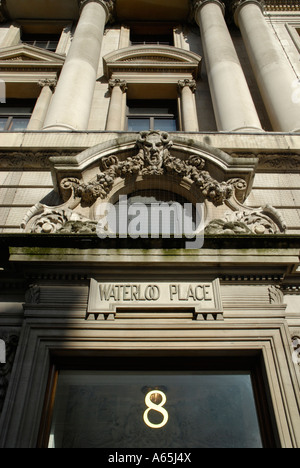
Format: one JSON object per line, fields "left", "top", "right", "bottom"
{"left": 78, "top": 0, "right": 116, "bottom": 23}
{"left": 191, "top": 0, "right": 225, "bottom": 22}
{"left": 37, "top": 79, "right": 58, "bottom": 91}
{"left": 178, "top": 79, "right": 197, "bottom": 93}
{"left": 232, "top": 0, "right": 265, "bottom": 24}
{"left": 109, "top": 78, "right": 128, "bottom": 93}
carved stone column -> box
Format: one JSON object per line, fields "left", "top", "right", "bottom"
{"left": 193, "top": 0, "right": 263, "bottom": 132}
{"left": 233, "top": 0, "right": 300, "bottom": 132}
{"left": 178, "top": 79, "right": 199, "bottom": 132}
{"left": 27, "top": 79, "right": 57, "bottom": 130}
{"left": 106, "top": 79, "right": 128, "bottom": 131}
{"left": 43, "top": 0, "right": 115, "bottom": 131}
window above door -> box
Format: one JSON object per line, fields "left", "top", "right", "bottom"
{"left": 127, "top": 99, "right": 179, "bottom": 132}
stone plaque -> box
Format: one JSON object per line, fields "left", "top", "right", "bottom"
{"left": 87, "top": 278, "right": 223, "bottom": 321}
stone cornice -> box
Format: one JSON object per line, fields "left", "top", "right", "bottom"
{"left": 264, "top": 0, "right": 300, "bottom": 11}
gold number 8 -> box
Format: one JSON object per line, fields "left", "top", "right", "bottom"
{"left": 143, "top": 390, "right": 169, "bottom": 429}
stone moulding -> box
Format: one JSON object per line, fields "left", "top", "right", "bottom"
{"left": 0, "top": 44, "right": 65, "bottom": 71}
{"left": 264, "top": 0, "right": 300, "bottom": 11}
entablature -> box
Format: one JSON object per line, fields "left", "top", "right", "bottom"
{"left": 1, "top": 1, "right": 299, "bottom": 26}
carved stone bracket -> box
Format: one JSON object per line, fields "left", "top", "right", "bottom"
{"left": 268, "top": 285, "right": 284, "bottom": 304}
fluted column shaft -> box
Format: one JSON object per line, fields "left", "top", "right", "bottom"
{"left": 194, "top": 0, "right": 263, "bottom": 132}
{"left": 106, "top": 79, "right": 127, "bottom": 131}
{"left": 234, "top": 0, "right": 300, "bottom": 132}
{"left": 43, "top": 0, "right": 113, "bottom": 131}
{"left": 178, "top": 79, "right": 199, "bottom": 132}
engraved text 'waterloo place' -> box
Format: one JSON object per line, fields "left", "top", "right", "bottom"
{"left": 98, "top": 283, "right": 213, "bottom": 303}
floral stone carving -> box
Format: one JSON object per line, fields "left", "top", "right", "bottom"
{"left": 205, "top": 205, "right": 286, "bottom": 235}
{"left": 21, "top": 132, "right": 286, "bottom": 236}
{"left": 61, "top": 131, "right": 235, "bottom": 207}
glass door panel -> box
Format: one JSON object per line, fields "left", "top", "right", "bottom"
{"left": 48, "top": 369, "right": 264, "bottom": 448}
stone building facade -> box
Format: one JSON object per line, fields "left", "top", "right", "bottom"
{"left": 0, "top": 0, "right": 299, "bottom": 448}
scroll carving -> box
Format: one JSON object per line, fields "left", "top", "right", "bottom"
{"left": 205, "top": 205, "right": 286, "bottom": 235}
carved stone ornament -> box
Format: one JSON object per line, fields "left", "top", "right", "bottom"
{"left": 21, "top": 204, "right": 95, "bottom": 234}
{"left": 178, "top": 79, "right": 197, "bottom": 93}
{"left": 292, "top": 336, "right": 300, "bottom": 367}
{"left": 205, "top": 205, "right": 286, "bottom": 235}
{"left": 109, "top": 78, "right": 127, "bottom": 93}
{"left": 21, "top": 132, "right": 286, "bottom": 236}
{"left": 61, "top": 131, "right": 234, "bottom": 208}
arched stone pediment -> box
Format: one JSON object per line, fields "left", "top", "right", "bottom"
{"left": 103, "top": 45, "right": 202, "bottom": 79}
{"left": 49, "top": 132, "right": 257, "bottom": 204}
{"left": 21, "top": 132, "right": 286, "bottom": 236}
